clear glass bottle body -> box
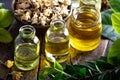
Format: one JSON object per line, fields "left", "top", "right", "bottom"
{"left": 14, "top": 25, "right": 40, "bottom": 71}
{"left": 45, "top": 20, "right": 69, "bottom": 63}
{"left": 79, "top": 0, "right": 101, "bottom": 11}
{"left": 69, "top": 6, "right": 102, "bottom": 51}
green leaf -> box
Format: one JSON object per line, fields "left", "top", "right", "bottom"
{"left": 54, "top": 73, "right": 63, "bottom": 80}
{"left": 95, "top": 61, "right": 115, "bottom": 71}
{"left": 102, "top": 9, "right": 113, "bottom": 25}
{"left": 79, "top": 68, "right": 86, "bottom": 77}
{"left": 98, "top": 56, "right": 107, "bottom": 62}
{"left": 64, "top": 65, "right": 87, "bottom": 76}
{"left": 101, "top": 9, "right": 120, "bottom": 41}
{"left": 102, "top": 25, "right": 120, "bottom": 41}
{"left": 43, "top": 67, "right": 55, "bottom": 76}
{"left": 108, "top": 0, "right": 120, "bottom": 12}
{"left": 107, "top": 38, "right": 120, "bottom": 66}
{"left": 0, "top": 3, "right": 3, "bottom": 9}
{"left": 64, "top": 65, "right": 76, "bottom": 75}
{"left": 98, "top": 72, "right": 111, "bottom": 80}
{"left": 39, "top": 66, "right": 55, "bottom": 80}
{"left": 0, "top": 9, "right": 12, "bottom": 28}
{"left": 0, "top": 28, "right": 12, "bottom": 43}
{"left": 54, "top": 61, "right": 63, "bottom": 71}
{"left": 111, "top": 13, "right": 120, "bottom": 35}
{"left": 85, "top": 62, "right": 98, "bottom": 72}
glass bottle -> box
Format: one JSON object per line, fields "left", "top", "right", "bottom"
{"left": 45, "top": 20, "right": 69, "bottom": 63}
{"left": 14, "top": 25, "right": 40, "bottom": 71}
{"left": 68, "top": 6, "right": 102, "bottom": 51}
{"left": 79, "top": 0, "right": 102, "bottom": 11}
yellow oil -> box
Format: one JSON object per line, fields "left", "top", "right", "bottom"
{"left": 14, "top": 43, "right": 40, "bottom": 71}
{"left": 69, "top": 12, "right": 102, "bottom": 51}
{"left": 45, "top": 36, "right": 69, "bottom": 63}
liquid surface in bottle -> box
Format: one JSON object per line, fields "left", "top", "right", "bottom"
{"left": 45, "top": 34, "right": 69, "bottom": 63}
{"left": 14, "top": 43, "right": 39, "bottom": 71}
{"left": 69, "top": 12, "right": 102, "bottom": 51}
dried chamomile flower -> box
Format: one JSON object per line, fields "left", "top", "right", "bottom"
{"left": 14, "top": 9, "right": 25, "bottom": 16}
{"left": 11, "top": 71, "right": 23, "bottom": 80}
{"left": 51, "top": 14, "right": 63, "bottom": 20}
{"left": 31, "top": 12, "right": 39, "bottom": 24}
{"left": 31, "top": 0, "right": 40, "bottom": 8}
{"left": 51, "top": 0, "right": 59, "bottom": 5}
{"left": 21, "top": 10, "right": 31, "bottom": 21}
{"left": 44, "top": 0, "right": 52, "bottom": 6}
{"left": 58, "top": 0, "right": 64, "bottom": 3}
{"left": 37, "top": 0, "right": 42, "bottom": 5}
{"left": 39, "top": 13, "right": 47, "bottom": 25}
{"left": 54, "top": 7, "right": 61, "bottom": 14}
{"left": 5, "top": 60, "right": 14, "bottom": 68}
{"left": 43, "top": 8, "right": 52, "bottom": 16}
{"left": 64, "top": 0, "right": 71, "bottom": 5}
{"left": 14, "top": 0, "right": 71, "bottom": 26}
{"left": 17, "top": 2, "right": 30, "bottom": 9}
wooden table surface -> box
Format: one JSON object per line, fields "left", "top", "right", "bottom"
{"left": 0, "top": 0, "right": 112, "bottom": 80}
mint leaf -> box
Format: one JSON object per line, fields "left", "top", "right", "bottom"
{"left": 0, "top": 9, "right": 12, "bottom": 28}
{"left": 0, "top": 28, "right": 12, "bottom": 43}
{"left": 112, "top": 13, "right": 120, "bottom": 35}
{"left": 102, "top": 9, "right": 120, "bottom": 41}
{"left": 107, "top": 38, "right": 120, "bottom": 66}
{"left": 79, "top": 68, "right": 86, "bottom": 77}
{"left": 54, "top": 61, "right": 63, "bottom": 71}
{"left": 108, "top": 0, "right": 120, "bottom": 12}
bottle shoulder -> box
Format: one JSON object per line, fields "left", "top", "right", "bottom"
{"left": 15, "top": 35, "right": 40, "bottom": 44}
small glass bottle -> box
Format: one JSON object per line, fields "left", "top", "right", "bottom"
{"left": 79, "top": 0, "right": 101, "bottom": 11}
{"left": 69, "top": 6, "right": 102, "bottom": 51}
{"left": 14, "top": 25, "right": 40, "bottom": 71}
{"left": 45, "top": 20, "right": 69, "bottom": 63}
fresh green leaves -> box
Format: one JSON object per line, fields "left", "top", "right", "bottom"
{"left": 108, "top": 0, "right": 120, "bottom": 12}
{"left": 105, "top": 0, "right": 120, "bottom": 66}
{"left": 54, "top": 61, "right": 63, "bottom": 71}
{"left": 0, "top": 9, "right": 12, "bottom": 28}
{"left": 0, "top": 3, "right": 13, "bottom": 43}
{"left": 0, "top": 28, "right": 12, "bottom": 43}
{"left": 101, "top": 9, "right": 120, "bottom": 41}
{"left": 102, "top": 9, "right": 113, "bottom": 25}
{"left": 107, "top": 38, "right": 120, "bottom": 66}
{"left": 39, "top": 57, "right": 120, "bottom": 80}
{"left": 102, "top": 0, "right": 120, "bottom": 41}
{"left": 112, "top": 13, "right": 120, "bottom": 34}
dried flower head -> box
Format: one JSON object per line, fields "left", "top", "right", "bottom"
{"left": 14, "top": 0, "right": 71, "bottom": 26}
{"left": 5, "top": 60, "right": 14, "bottom": 68}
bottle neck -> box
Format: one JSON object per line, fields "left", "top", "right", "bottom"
{"left": 72, "top": 6, "right": 100, "bottom": 27}
{"left": 50, "top": 20, "right": 66, "bottom": 31}
{"left": 19, "top": 25, "right": 36, "bottom": 39}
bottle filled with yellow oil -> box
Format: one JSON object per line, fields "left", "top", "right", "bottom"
{"left": 69, "top": 6, "right": 102, "bottom": 51}
{"left": 45, "top": 20, "right": 69, "bottom": 63}
{"left": 14, "top": 25, "right": 40, "bottom": 71}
